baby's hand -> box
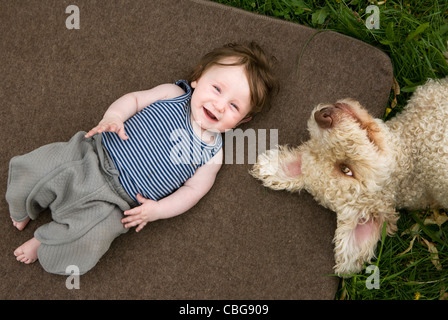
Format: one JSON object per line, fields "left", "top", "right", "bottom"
{"left": 85, "top": 115, "right": 128, "bottom": 140}
{"left": 122, "top": 194, "right": 160, "bottom": 232}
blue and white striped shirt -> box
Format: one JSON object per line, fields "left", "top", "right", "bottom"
{"left": 102, "top": 80, "right": 222, "bottom": 203}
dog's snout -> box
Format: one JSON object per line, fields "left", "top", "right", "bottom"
{"left": 314, "top": 106, "right": 334, "bottom": 129}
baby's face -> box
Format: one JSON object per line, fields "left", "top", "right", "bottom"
{"left": 190, "top": 58, "right": 251, "bottom": 133}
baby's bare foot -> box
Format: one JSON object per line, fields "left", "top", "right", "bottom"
{"left": 11, "top": 217, "right": 30, "bottom": 230}
{"left": 14, "top": 237, "right": 41, "bottom": 264}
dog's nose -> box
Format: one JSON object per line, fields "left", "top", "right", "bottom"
{"left": 314, "top": 106, "right": 334, "bottom": 128}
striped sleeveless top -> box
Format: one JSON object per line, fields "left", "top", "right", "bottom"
{"left": 102, "top": 80, "right": 222, "bottom": 203}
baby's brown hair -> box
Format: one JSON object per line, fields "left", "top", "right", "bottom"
{"left": 188, "top": 42, "right": 278, "bottom": 117}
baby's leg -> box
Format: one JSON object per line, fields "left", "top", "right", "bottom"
{"left": 14, "top": 237, "right": 41, "bottom": 264}
{"left": 6, "top": 132, "right": 90, "bottom": 226}
{"left": 37, "top": 207, "right": 127, "bottom": 275}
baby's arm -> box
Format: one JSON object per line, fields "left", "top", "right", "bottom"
{"left": 121, "top": 149, "right": 223, "bottom": 232}
{"left": 85, "top": 83, "right": 186, "bottom": 139}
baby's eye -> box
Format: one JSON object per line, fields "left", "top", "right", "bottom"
{"left": 230, "top": 103, "right": 239, "bottom": 111}
{"left": 213, "top": 85, "right": 221, "bottom": 93}
{"left": 340, "top": 164, "right": 353, "bottom": 176}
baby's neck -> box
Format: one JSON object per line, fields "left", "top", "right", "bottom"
{"left": 190, "top": 117, "right": 218, "bottom": 145}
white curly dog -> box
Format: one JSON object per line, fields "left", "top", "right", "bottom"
{"left": 251, "top": 77, "right": 448, "bottom": 276}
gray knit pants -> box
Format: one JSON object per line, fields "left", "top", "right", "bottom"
{"left": 6, "top": 132, "right": 137, "bottom": 275}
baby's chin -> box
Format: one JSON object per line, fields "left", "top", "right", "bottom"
{"left": 202, "top": 126, "right": 223, "bottom": 134}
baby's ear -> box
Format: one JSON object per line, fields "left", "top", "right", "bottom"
{"left": 236, "top": 116, "right": 252, "bottom": 126}
{"left": 250, "top": 146, "right": 304, "bottom": 192}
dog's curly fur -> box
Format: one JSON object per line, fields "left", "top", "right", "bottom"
{"left": 251, "top": 77, "right": 448, "bottom": 276}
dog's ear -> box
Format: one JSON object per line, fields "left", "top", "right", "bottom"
{"left": 333, "top": 198, "right": 399, "bottom": 276}
{"left": 333, "top": 215, "right": 384, "bottom": 276}
{"left": 250, "top": 146, "right": 305, "bottom": 192}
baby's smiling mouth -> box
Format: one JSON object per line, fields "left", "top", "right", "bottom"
{"left": 203, "top": 107, "right": 218, "bottom": 122}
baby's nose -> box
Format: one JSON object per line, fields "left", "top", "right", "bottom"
{"left": 314, "top": 106, "right": 334, "bottom": 128}
{"left": 214, "top": 99, "right": 225, "bottom": 113}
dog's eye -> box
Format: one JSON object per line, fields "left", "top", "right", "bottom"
{"left": 340, "top": 164, "right": 353, "bottom": 176}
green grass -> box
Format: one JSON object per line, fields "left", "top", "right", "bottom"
{"left": 212, "top": 0, "right": 448, "bottom": 300}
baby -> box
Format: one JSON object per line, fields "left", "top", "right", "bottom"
{"left": 6, "top": 42, "right": 278, "bottom": 275}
